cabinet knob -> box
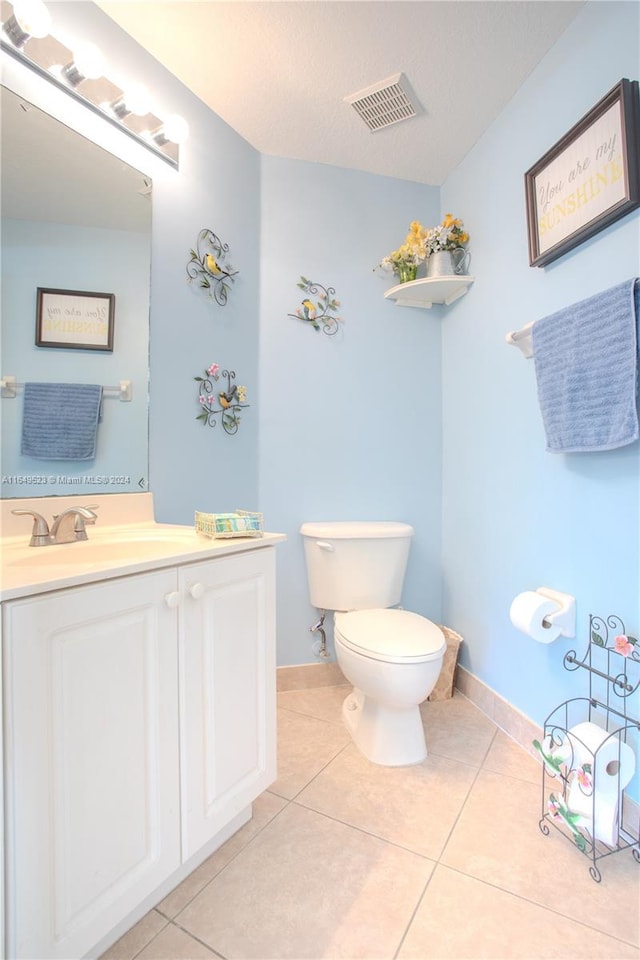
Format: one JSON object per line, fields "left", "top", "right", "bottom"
{"left": 189, "top": 582, "right": 205, "bottom": 600}
{"left": 164, "top": 591, "right": 180, "bottom": 609}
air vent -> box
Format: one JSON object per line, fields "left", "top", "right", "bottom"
{"left": 345, "top": 73, "right": 418, "bottom": 132}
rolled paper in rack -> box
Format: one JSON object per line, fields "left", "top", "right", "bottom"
{"left": 566, "top": 721, "right": 636, "bottom": 847}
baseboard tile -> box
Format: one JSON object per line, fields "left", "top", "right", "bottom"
{"left": 455, "top": 665, "right": 543, "bottom": 759}
{"left": 276, "top": 661, "right": 346, "bottom": 692}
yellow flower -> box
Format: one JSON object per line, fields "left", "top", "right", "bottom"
{"left": 442, "top": 213, "right": 455, "bottom": 228}
{"left": 377, "top": 219, "right": 430, "bottom": 274}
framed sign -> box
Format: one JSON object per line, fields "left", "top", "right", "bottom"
{"left": 525, "top": 78, "right": 640, "bottom": 267}
{"left": 36, "top": 288, "right": 115, "bottom": 351}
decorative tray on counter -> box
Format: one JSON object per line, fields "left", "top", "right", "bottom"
{"left": 195, "top": 510, "right": 264, "bottom": 539}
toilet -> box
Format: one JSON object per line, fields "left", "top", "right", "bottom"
{"left": 300, "top": 521, "right": 445, "bottom": 766}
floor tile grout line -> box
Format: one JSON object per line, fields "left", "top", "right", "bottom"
{"left": 155, "top": 799, "right": 295, "bottom": 924}
{"left": 391, "top": 864, "right": 440, "bottom": 960}
{"left": 133, "top": 912, "right": 230, "bottom": 960}
{"left": 289, "top": 796, "right": 439, "bottom": 864}
{"left": 438, "top": 862, "right": 640, "bottom": 951}
{"left": 169, "top": 917, "right": 229, "bottom": 959}
{"left": 128, "top": 910, "right": 170, "bottom": 960}
{"left": 275, "top": 740, "right": 353, "bottom": 803}
{"left": 276, "top": 702, "right": 350, "bottom": 727}
{"left": 434, "top": 737, "right": 492, "bottom": 863}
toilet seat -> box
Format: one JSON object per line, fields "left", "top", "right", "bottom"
{"left": 335, "top": 609, "right": 445, "bottom": 664}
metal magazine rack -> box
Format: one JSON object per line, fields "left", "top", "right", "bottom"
{"left": 534, "top": 613, "right": 640, "bottom": 882}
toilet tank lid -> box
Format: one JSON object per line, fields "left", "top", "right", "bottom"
{"left": 300, "top": 521, "right": 413, "bottom": 539}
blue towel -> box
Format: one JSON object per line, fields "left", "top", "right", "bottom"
{"left": 21, "top": 383, "right": 103, "bottom": 460}
{"left": 532, "top": 279, "right": 639, "bottom": 453}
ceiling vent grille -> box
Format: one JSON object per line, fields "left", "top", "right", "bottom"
{"left": 345, "top": 73, "right": 418, "bottom": 132}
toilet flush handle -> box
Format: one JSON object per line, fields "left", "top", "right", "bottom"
{"left": 316, "top": 540, "right": 334, "bottom": 552}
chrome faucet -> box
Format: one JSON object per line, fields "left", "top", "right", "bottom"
{"left": 50, "top": 506, "right": 98, "bottom": 544}
{"left": 12, "top": 505, "right": 98, "bottom": 546}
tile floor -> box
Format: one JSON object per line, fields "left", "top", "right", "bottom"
{"left": 102, "top": 687, "right": 640, "bottom": 960}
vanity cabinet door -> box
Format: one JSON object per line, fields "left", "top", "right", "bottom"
{"left": 179, "top": 547, "right": 277, "bottom": 860}
{"left": 3, "top": 569, "right": 181, "bottom": 960}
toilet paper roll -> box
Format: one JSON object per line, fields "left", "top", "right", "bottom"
{"left": 567, "top": 722, "right": 636, "bottom": 791}
{"left": 565, "top": 722, "right": 636, "bottom": 847}
{"left": 568, "top": 779, "right": 619, "bottom": 847}
{"left": 509, "top": 591, "right": 560, "bottom": 643}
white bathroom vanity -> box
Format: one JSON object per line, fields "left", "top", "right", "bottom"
{"left": 0, "top": 493, "right": 285, "bottom": 959}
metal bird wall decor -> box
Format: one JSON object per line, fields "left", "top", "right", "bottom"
{"left": 187, "top": 228, "right": 238, "bottom": 305}
{"left": 195, "top": 363, "right": 248, "bottom": 435}
{"left": 288, "top": 277, "right": 342, "bottom": 336}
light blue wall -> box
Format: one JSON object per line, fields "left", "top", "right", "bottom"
{"left": 0, "top": 219, "right": 149, "bottom": 494}
{"left": 47, "top": 2, "right": 263, "bottom": 523}
{"left": 259, "top": 158, "right": 442, "bottom": 664}
{"left": 147, "top": 88, "right": 261, "bottom": 523}
{"left": 4, "top": 2, "right": 638, "bottom": 700}
{"left": 440, "top": 0, "right": 640, "bottom": 726}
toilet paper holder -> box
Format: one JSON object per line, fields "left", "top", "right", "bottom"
{"left": 536, "top": 611, "right": 639, "bottom": 882}
{"left": 537, "top": 587, "right": 576, "bottom": 638}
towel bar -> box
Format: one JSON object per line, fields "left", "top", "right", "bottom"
{"left": 0, "top": 377, "right": 132, "bottom": 401}
{"left": 505, "top": 322, "right": 534, "bottom": 358}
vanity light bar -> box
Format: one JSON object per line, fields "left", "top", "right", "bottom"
{"left": 0, "top": 4, "right": 188, "bottom": 168}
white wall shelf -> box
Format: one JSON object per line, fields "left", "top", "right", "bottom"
{"left": 384, "top": 275, "right": 474, "bottom": 309}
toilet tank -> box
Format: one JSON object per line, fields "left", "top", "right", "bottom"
{"left": 300, "top": 521, "right": 413, "bottom": 611}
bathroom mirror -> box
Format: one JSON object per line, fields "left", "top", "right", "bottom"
{"left": 0, "top": 84, "right": 151, "bottom": 498}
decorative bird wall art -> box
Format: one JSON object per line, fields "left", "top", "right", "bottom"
{"left": 195, "top": 363, "right": 248, "bottom": 435}
{"left": 288, "top": 277, "right": 342, "bottom": 336}
{"left": 187, "top": 228, "right": 238, "bottom": 306}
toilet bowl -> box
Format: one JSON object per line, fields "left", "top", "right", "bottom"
{"left": 335, "top": 608, "right": 445, "bottom": 765}
{"left": 300, "top": 520, "right": 445, "bottom": 767}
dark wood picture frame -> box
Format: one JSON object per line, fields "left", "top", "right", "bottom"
{"left": 525, "top": 78, "right": 640, "bottom": 267}
{"left": 36, "top": 287, "right": 115, "bottom": 351}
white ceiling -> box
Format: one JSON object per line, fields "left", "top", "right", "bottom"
{"left": 98, "top": 0, "right": 584, "bottom": 186}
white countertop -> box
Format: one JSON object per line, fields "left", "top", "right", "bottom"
{"left": 1, "top": 493, "right": 286, "bottom": 601}
{"left": 0, "top": 524, "right": 286, "bottom": 601}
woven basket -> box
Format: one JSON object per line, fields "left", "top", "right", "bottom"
{"left": 194, "top": 510, "right": 264, "bottom": 539}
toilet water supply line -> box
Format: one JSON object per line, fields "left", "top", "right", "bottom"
{"left": 310, "top": 610, "right": 330, "bottom": 659}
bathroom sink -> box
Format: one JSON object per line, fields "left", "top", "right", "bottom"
{"left": 5, "top": 526, "right": 201, "bottom": 567}
{"left": 101, "top": 525, "right": 199, "bottom": 544}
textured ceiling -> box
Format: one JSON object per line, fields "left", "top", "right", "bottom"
{"left": 98, "top": 0, "right": 584, "bottom": 185}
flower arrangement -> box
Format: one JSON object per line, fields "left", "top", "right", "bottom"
{"left": 424, "top": 213, "right": 469, "bottom": 255}
{"left": 377, "top": 220, "right": 428, "bottom": 281}
{"left": 377, "top": 215, "right": 469, "bottom": 282}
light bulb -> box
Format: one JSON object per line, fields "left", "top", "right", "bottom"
{"left": 72, "top": 41, "right": 105, "bottom": 80}
{"left": 60, "top": 40, "right": 105, "bottom": 87}
{"left": 125, "top": 85, "right": 151, "bottom": 116}
{"left": 163, "top": 114, "right": 189, "bottom": 144}
{"left": 13, "top": 0, "right": 51, "bottom": 37}
{"left": 3, "top": 0, "right": 51, "bottom": 47}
